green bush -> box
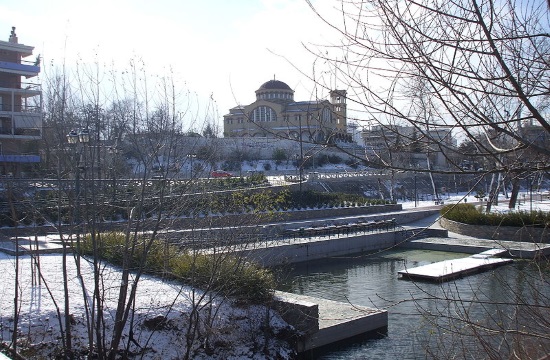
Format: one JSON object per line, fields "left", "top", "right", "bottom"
{"left": 272, "top": 148, "right": 288, "bottom": 164}
{"left": 283, "top": 190, "right": 393, "bottom": 209}
{"left": 78, "top": 232, "right": 275, "bottom": 302}
{"left": 345, "top": 158, "right": 359, "bottom": 169}
{"left": 441, "top": 203, "right": 550, "bottom": 228}
{"left": 328, "top": 154, "right": 342, "bottom": 164}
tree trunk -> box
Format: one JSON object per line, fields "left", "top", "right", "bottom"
{"left": 508, "top": 177, "right": 520, "bottom": 209}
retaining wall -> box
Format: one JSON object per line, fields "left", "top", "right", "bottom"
{"left": 440, "top": 217, "right": 549, "bottom": 243}
{"left": 233, "top": 227, "right": 446, "bottom": 267}
{"left": 235, "top": 232, "right": 397, "bottom": 267}
{"left": 0, "top": 204, "right": 403, "bottom": 239}
{"left": 273, "top": 292, "right": 319, "bottom": 336}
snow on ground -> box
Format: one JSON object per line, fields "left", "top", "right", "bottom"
{"left": 0, "top": 253, "right": 294, "bottom": 359}
{"left": 2, "top": 171, "right": 548, "bottom": 358}
{"left": 400, "top": 190, "right": 550, "bottom": 213}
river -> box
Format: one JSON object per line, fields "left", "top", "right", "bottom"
{"left": 276, "top": 249, "right": 550, "bottom": 359}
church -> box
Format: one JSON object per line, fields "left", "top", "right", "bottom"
{"left": 223, "top": 79, "right": 350, "bottom": 143}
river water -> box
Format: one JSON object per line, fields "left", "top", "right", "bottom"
{"left": 276, "top": 249, "right": 550, "bottom": 359}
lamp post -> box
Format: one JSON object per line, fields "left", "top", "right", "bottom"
{"left": 108, "top": 142, "right": 119, "bottom": 201}
{"left": 67, "top": 129, "right": 90, "bottom": 227}
{"left": 529, "top": 176, "right": 533, "bottom": 212}
{"left": 64, "top": 128, "right": 89, "bottom": 355}
{"left": 298, "top": 115, "right": 303, "bottom": 193}
{"left": 187, "top": 153, "right": 196, "bottom": 179}
{"left": 293, "top": 154, "right": 299, "bottom": 177}
{"left": 414, "top": 175, "right": 417, "bottom": 208}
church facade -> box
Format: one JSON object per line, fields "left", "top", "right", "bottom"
{"left": 223, "top": 79, "right": 350, "bottom": 143}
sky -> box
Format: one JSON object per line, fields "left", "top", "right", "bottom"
{"left": 0, "top": 0, "right": 343, "bottom": 131}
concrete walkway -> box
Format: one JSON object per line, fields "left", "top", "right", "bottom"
{"left": 402, "top": 212, "right": 550, "bottom": 258}
{"left": 274, "top": 291, "right": 388, "bottom": 354}
{"left": 0, "top": 207, "right": 440, "bottom": 255}
{"left": 398, "top": 250, "right": 513, "bottom": 282}
{"left": 0, "top": 234, "right": 65, "bottom": 255}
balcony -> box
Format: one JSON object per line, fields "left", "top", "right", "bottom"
{"left": 0, "top": 112, "right": 42, "bottom": 139}
{"left": 0, "top": 80, "right": 41, "bottom": 95}
{"left": 0, "top": 104, "right": 41, "bottom": 112}
{"left": 0, "top": 59, "right": 40, "bottom": 77}
{"left": 0, "top": 154, "right": 40, "bottom": 163}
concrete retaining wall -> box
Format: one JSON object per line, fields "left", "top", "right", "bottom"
{"left": 161, "top": 204, "right": 403, "bottom": 229}
{"left": 0, "top": 204, "right": 403, "bottom": 239}
{"left": 272, "top": 204, "right": 403, "bottom": 223}
{"left": 273, "top": 292, "right": 319, "bottom": 335}
{"left": 440, "top": 217, "right": 549, "bottom": 243}
{"left": 235, "top": 232, "right": 398, "bottom": 267}
{"left": 234, "top": 226, "right": 447, "bottom": 267}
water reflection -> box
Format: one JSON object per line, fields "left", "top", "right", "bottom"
{"left": 276, "top": 249, "right": 550, "bottom": 359}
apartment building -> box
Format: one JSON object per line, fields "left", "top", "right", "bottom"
{"left": 0, "top": 27, "right": 42, "bottom": 177}
{"left": 361, "top": 124, "right": 456, "bottom": 169}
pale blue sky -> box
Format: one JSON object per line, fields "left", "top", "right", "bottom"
{"left": 1, "top": 0, "right": 341, "bottom": 129}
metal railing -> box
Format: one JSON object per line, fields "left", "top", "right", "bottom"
{"left": 0, "top": 80, "right": 41, "bottom": 90}
{"left": 0, "top": 104, "right": 41, "bottom": 112}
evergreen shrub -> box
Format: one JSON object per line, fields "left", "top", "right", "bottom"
{"left": 441, "top": 203, "right": 550, "bottom": 228}
{"left": 79, "top": 232, "right": 275, "bottom": 302}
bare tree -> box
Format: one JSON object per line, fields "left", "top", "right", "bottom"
{"left": 303, "top": 0, "right": 549, "bottom": 193}
{"left": 0, "top": 52, "right": 291, "bottom": 359}
{"left": 299, "top": 0, "right": 550, "bottom": 357}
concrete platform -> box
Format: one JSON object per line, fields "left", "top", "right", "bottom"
{"left": 403, "top": 236, "right": 550, "bottom": 259}
{"left": 0, "top": 235, "right": 65, "bottom": 255}
{"left": 274, "top": 291, "right": 388, "bottom": 354}
{"left": 222, "top": 227, "right": 446, "bottom": 267}
{"left": 398, "top": 252, "right": 513, "bottom": 282}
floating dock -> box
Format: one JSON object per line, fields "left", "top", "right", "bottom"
{"left": 403, "top": 235, "right": 550, "bottom": 259}
{"left": 398, "top": 249, "right": 513, "bottom": 282}
{"left": 273, "top": 291, "right": 388, "bottom": 354}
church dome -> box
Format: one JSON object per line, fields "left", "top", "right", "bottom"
{"left": 258, "top": 80, "right": 292, "bottom": 91}
{"left": 255, "top": 79, "right": 294, "bottom": 102}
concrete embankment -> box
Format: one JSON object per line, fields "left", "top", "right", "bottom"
{"left": 232, "top": 227, "right": 446, "bottom": 267}
{"left": 229, "top": 208, "right": 444, "bottom": 267}
{"left": 273, "top": 291, "right": 388, "bottom": 355}
{"left": 404, "top": 236, "right": 550, "bottom": 258}
{"left": 439, "top": 217, "right": 549, "bottom": 243}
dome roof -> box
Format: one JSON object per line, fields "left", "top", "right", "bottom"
{"left": 258, "top": 80, "right": 292, "bottom": 91}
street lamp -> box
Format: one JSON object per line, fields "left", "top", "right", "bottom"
{"left": 67, "top": 128, "right": 89, "bottom": 145}
{"left": 529, "top": 176, "right": 533, "bottom": 212}
{"left": 187, "top": 153, "right": 196, "bottom": 179}
{"left": 293, "top": 154, "right": 300, "bottom": 177}
{"left": 67, "top": 129, "right": 90, "bottom": 227}
{"left": 108, "top": 142, "right": 119, "bottom": 201}
{"left": 414, "top": 175, "right": 417, "bottom": 208}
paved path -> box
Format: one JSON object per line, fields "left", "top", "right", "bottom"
{"left": 0, "top": 207, "right": 439, "bottom": 255}
{"left": 2, "top": 206, "right": 548, "bottom": 258}
{"left": 0, "top": 234, "right": 66, "bottom": 255}
{"left": 275, "top": 291, "right": 387, "bottom": 353}
{"left": 402, "top": 212, "right": 550, "bottom": 258}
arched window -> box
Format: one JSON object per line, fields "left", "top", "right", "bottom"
{"left": 322, "top": 107, "right": 331, "bottom": 122}
{"left": 251, "top": 106, "right": 277, "bottom": 122}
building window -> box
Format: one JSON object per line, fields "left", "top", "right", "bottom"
{"left": 251, "top": 106, "right": 277, "bottom": 122}
{"left": 322, "top": 107, "right": 331, "bottom": 122}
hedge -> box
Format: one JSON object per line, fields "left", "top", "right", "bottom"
{"left": 441, "top": 203, "right": 550, "bottom": 228}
